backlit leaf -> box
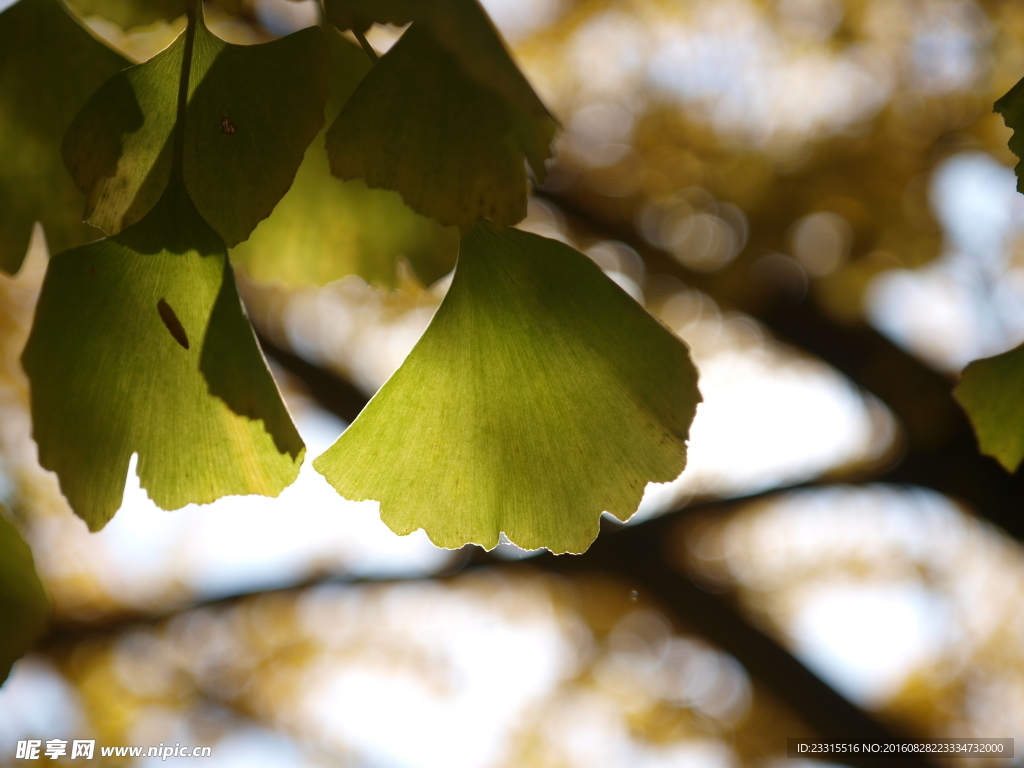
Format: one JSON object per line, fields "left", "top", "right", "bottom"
{"left": 22, "top": 181, "right": 305, "bottom": 531}
{"left": 62, "top": 27, "right": 180, "bottom": 239}
{"left": 0, "top": 0, "right": 128, "bottom": 274}
{"left": 62, "top": 5, "right": 328, "bottom": 246}
{"left": 314, "top": 222, "right": 701, "bottom": 554}
{"left": 324, "top": 0, "right": 549, "bottom": 133}
{"left": 323, "top": 0, "right": 556, "bottom": 230}
{"left": 955, "top": 343, "right": 1024, "bottom": 472}
{"left": 231, "top": 28, "right": 459, "bottom": 288}
{"left": 0, "top": 511, "right": 48, "bottom": 685}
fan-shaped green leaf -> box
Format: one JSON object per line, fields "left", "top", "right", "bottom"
{"left": 955, "top": 343, "right": 1024, "bottom": 472}
{"left": 326, "top": 24, "right": 551, "bottom": 231}
{"left": 231, "top": 28, "right": 458, "bottom": 288}
{"left": 323, "top": 0, "right": 556, "bottom": 231}
{"left": 62, "top": 27, "right": 180, "bottom": 239}
{"left": 0, "top": 0, "right": 128, "bottom": 274}
{"left": 62, "top": 6, "right": 328, "bottom": 246}
{"left": 314, "top": 222, "right": 701, "bottom": 554}
{"left": 0, "top": 511, "right": 48, "bottom": 685}
{"left": 324, "top": 0, "right": 549, "bottom": 132}
{"left": 22, "top": 181, "right": 305, "bottom": 531}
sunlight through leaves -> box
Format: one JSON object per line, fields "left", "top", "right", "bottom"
{"left": 22, "top": 181, "right": 304, "bottom": 531}
{"left": 314, "top": 222, "right": 700, "bottom": 553}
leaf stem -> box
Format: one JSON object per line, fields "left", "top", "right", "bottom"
{"left": 171, "top": 0, "right": 200, "bottom": 181}
{"left": 354, "top": 29, "right": 379, "bottom": 64}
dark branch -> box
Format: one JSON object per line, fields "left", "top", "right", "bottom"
{"left": 353, "top": 29, "right": 379, "bottom": 64}
{"left": 526, "top": 509, "right": 931, "bottom": 768}
{"left": 539, "top": 188, "right": 1024, "bottom": 542}
{"left": 258, "top": 332, "right": 368, "bottom": 423}
{"left": 252, "top": 324, "right": 928, "bottom": 765}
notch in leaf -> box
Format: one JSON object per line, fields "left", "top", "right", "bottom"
{"left": 314, "top": 222, "right": 701, "bottom": 554}
{"left": 323, "top": 0, "right": 557, "bottom": 231}
{"left": 0, "top": 0, "right": 128, "bottom": 274}
{"left": 62, "top": 3, "right": 329, "bottom": 247}
{"left": 996, "top": 77, "right": 1024, "bottom": 195}
{"left": 22, "top": 180, "right": 305, "bottom": 531}
{"left": 0, "top": 511, "right": 48, "bottom": 686}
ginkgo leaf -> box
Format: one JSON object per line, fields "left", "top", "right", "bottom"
{"left": 324, "top": 0, "right": 550, "bottom": 139}
{"left": 62, "top": 5, "right": 328, "bottom": 246}
{"left": 996, "top": 77, "right": 1024, "bottom": 194}
{"left": 231, "top": 27, "right": 458, "bottom": 288}
{"left": 0, "top": 511, "right": 48, "bottom": 685}
{"left": 22, "top": 180, "right": 305, "bottom": 531}
{"left": 323, "top": 0, "right": 556, "bottom": 231}
{"left": 954, "top": 343, "right": 1024, "bottom": 472}
{"left": 62, "top": 27, "right": 180, "bottom": 239}
{"left": 326, "top": 24, "right": 551, "bottom": 231}
{"left": 314, "top": 221, "right": 701, "bottom": 554}
{"left": 66, "top": 0, "right": 240, "bottom": 30}
{"left": 0, "top": 0, "right": 128, "bottom": 274}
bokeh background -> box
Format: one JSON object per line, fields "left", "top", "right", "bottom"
{"left": 1, "top": 0, "right": 1024, "bottom": 765}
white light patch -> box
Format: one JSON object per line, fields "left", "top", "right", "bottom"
{"left": 788, "top": 581, "right": 949, "bottom": 707}
{"left": 638, "top": 310, "right": 893, "bottom": 517}
{"left": 866, "top": 152, "right": 1024, "bottom": 371}
{"left": 479, "top": 0, "right": 565, "bottom": 43}
{"left": 296, "top": 583, "right": 578, "bottom": 768}
{"left": 253, "top": 0, "right": 319, "bottom": 36}
{"left": 521, "top": 689, "right": 737, "bottom": 768}
{"left": 681, "top": 349, "right": 878, "bottom": 489}
{"left": 193, "top": 727, "right": 318, "bottom": 768}
{"left": 32, "top": 404, "right": 451, "bottom": 613}
{"left": 643, "top": 0, "right": 892, "bottom": 147}
{"left": 0, "top": 657, "right": 86, "bottom": 754}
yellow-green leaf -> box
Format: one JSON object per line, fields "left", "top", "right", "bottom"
{"left": 0, "top": 0, "right": 128, "bottom": 274}
{"left": 955, "top": 343, "right": 1024, "bottom": 472}
{"left": 314, "top": 221, "right": 701, "bottom": 554}
{"left": 62, "top": 5, "right": 328, "bottom": 246}
{"left": 0, "top": 511, "right": 48, "bottom": 685}
{"left": 22, "top": 181, "right": 305, "bottom": 531}
{"left": 231, "top": 27, "right": 459, "bottom": 288}
{"left": 323, "top": 0, "right": 556, "bottom": 230}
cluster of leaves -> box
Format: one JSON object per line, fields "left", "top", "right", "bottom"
{"left": 0, "top": 0, "right": 702, "bottom": 681}
{"left": 2, "top": 0, "right": 1024, "bottom": 703}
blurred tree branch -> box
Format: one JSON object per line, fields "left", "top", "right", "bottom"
{"left": 35, "top": 185, "right": 988, "bottom": 765}
{"left": 255, "top": 330, "right": 929, "bottom": 765}
{"left": 539, "top": 187, "right": 1024, "bottom": 542}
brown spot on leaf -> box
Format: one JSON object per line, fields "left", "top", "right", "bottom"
{"left": 221, "top": 116, "right": 237, "bottom": 135}
{"left": 157, "top": 298, "right": 189, "bottom": 349}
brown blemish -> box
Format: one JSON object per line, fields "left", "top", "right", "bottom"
{"left": 221, "top": 116, "right": 237, "bottom": 135}
{"left": 157, "top": 298, "right": 189, "bottom": 349}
